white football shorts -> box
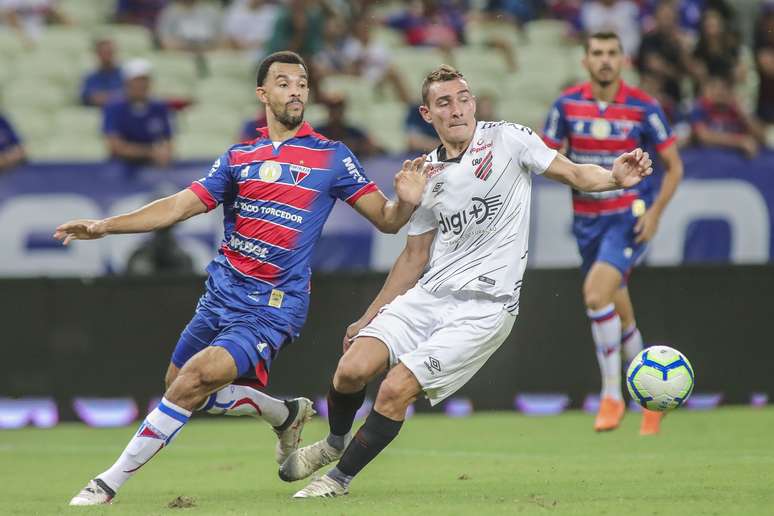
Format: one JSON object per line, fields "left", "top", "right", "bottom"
{"left": 357, "top": 285, "right": 516, "bottom": 406}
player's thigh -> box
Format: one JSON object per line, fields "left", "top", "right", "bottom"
{"left": 212, "top": 318, "right": 290, "bottom": 384}
{"left": 583, "top": 261, "right": 623, "bottom": 308}
{"left": 171, "top": 306, "right": 221, "bottom": 371}
{"left": 169, "top": 346, "right": 239, "bottom": 400}
{"left": 399, "top": 300, "right": 516, "bottom": 406}
{"left": 596, "top": 214, "right": 647, "bottom": 285}
{"left": 335, "top": 336, "right": 391, "bottom": 387}
{"left": 356, "top": 286, "right": 440, "bottom": 368}
{"left": 573, "top": 216, "right": 606, "bottom": 278}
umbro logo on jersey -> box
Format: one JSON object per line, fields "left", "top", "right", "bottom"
{"left": 432, "top": 182, "right": 444, "bottom": 195}
{"left": 473, "top": 150, "right": 494, "bottom": 181}
{"left": 423, "top": 356, "right": 442, "bottom": 375}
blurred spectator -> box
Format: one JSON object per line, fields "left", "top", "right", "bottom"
{"left": 405, "top": 104, "right": 440, "bottom": 153}
{"left": 114, "top": 0, "right": 168, "bottom": 30}
{"left": 0, "top": 113, "right": 25, "bottom": 172}
{"left": 580, "top": 0, "right": 641, "bottom": 57}
{"left": 126, "top": 226, "right": 194, "bottom": 275}
{"left": 689, "top": 8, "right": 744, "bottom": 87}
{"left": 238, "top": 111, "right": 268, "bottom": 141}
{"left": 639, "top": 71, "right": 680, "bottom": 125}
{"left": 222, "top": 0, "right": 279, "bottom": 56}
{"left": 385, "top": 0, "right": 466, "bottom": 51}
{"left": 754, "top": 2, "right": 774, "bottom": 125}
{"left": 266, "top": 0, "right": 325, "bottom": 60}
{"left": 637, "top": 0, "right": 690, "bottom": 108}
{"left": 80, "top": 38, "right": 124, "bottom": 108}
{"left": 157, "top": 0, "right": 221, "bottom": 52}
{"left": 484, "top": 0, "right": 537, "bottom": 29}
{"left": 103, "top": 59, "right": 174, "bottom": 167}
{"left": 317, "top": 94, "right": 383, "bottom": 158}
{"left": 315, "top": 16, "right": 412, "bottom": 103}
{"left": 547, "top": 0, "right": 583, "bottom": 33}
{"left": 0, "top": 0, "right": 71, "bottom": 47}
{"left": 691, "top": 73, "right": 765, "bottom": 158}
{"left": 475, "top": 91, "right": 499, "bottom": 121}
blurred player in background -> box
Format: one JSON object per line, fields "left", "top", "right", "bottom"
{"left": 542, "top": 32, "right": 684, "bottom": 434}
{"left": 56, "top": 51, "right": 427, "bottom": 506}
{"left": 283, "top": 64, "right": 654, "bottom": 498}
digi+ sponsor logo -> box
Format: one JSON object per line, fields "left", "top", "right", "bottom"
{"left": 437, "top": 195, "right": 502, "bottom": 235}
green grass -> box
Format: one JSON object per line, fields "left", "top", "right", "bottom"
{"left": 1, "top": 408, "right": 773, "bottom": 515}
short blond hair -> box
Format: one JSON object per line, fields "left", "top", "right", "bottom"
{"left": 421, "top": 64, "right": 465, "bottom": 105}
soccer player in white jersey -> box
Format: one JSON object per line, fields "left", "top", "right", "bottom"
{"left": 283, "top": 65, "right": 654, "bottom": 498}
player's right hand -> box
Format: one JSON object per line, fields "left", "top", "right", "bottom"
{"left": 342, "top": 319, "right": 366, "bottom": 354}
{"left": 53, "top": 219, "right": 108, "bottom": 245}
{"left": 394, "top": 155, "right": 428, "bottom": 206}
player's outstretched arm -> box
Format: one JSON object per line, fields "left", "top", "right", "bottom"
{"left": 53, "top": 189, "right": 207, "bottom": 245}
{"left": 353, "top": 155, "right": 427, "bottom": 234}
{"left": 543, "top": 149, "right": 653, "bottom": 192}
{"left": 342, "top": 229, "right": 435, "bottom": 352}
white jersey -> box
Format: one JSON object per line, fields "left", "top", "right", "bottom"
{"left": 407, "top": 120, "right": 557, "bottom": 312}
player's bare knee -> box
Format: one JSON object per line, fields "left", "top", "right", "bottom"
{"left": 377, "top": 370, "right": 418, "bottom": 408}
{"left": 583, "top": 284, "right": 608, "bottom": 310}
{"left": 335, "top": 353, "right": 374, "bottom": 390}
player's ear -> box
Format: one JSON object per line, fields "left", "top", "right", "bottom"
{"left": 255, "top": 86, "right": 268, "bottom": 104}
{"left": 418, "top": 104, "right": 432, "bottom": 124}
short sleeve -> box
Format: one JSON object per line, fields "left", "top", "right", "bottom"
{"left": 642, "top": 102, "right": 676, "bottom": 152}
{"left": 330, "top": 144, "right": 379, "bottom": 205}
{"left": 407, "top": 204, "right": 437, "bottom": 236}
{"left": 188, "top": 151, "right": 233, "bottom": 211}
{"left": 503, "top": 123, "right": 558, "bottom": 175}
{"left": 541, "top": 98, "right": 567, "bottom": 149}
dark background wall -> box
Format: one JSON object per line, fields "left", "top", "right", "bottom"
{"left": 2, "top": 266, "right": 772, "bottom": 419}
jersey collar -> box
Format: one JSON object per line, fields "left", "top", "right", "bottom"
{"left": 581, "top": 80, "right": 629, "bottom": 104}
{"left": 255, "top": 121, "right": 316, "bottom": 141}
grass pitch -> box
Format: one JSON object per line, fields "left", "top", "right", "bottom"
{"left": 1, "top": 407, "right": 772, "bottom": 515}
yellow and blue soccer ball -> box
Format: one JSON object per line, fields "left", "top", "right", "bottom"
{"left": 626, "top": 345, "right": 694, "bottom": 412}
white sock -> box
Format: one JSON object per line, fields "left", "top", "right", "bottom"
{"left": 98, "top": 397, "right": 191, "bottom": 492}
{"left": 588, "top": 304, "right": 622, "bottom": 401}
{"left": 622, "top": 323, "right": 644, "bottom": 364}
{"left": 200, "top": 384, "right": 289, "bottom": 427}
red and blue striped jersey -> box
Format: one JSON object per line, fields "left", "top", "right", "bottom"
{"left": 188, "top": 122, "right": 378, "bottom": 297}
{"left": 542, "top": 81, "right": 676, "bottom": 216}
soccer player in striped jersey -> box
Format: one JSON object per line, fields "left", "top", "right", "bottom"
{"left": 542, "top": 32, "right": 684, "bottom": 435}
{"left": 284, "top": 64, "right": 654, "bottom": 498}
{"left": 56, "top": 51, "right": 428, "bottom": 506}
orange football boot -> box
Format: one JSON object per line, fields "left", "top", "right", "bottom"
{"left": 594, "top": 397, "right": 625, "bottom": 432}
{"left": 639, "top": 409, "right": 663, "bottom": 436}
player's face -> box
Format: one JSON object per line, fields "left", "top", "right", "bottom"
{"left": 420, "top": 78, "right": 476, "bottom": 145}
{"left": 583, "top": 38, "right": 623, "bottom": 87}
{"left": 257, "top": 62, "right": 309, "bottom": 129}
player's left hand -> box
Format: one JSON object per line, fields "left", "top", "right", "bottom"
{"left": 634, "top": 208, "right": 660, "bottom": 244}
{"left": 53, "top": 219, "right": 109, "bottom": 245}
{"left": 394, "top": 155, "right": 428, "bottom": 206}
{"left": 612, "top": 148, "right": 652, "bottom": 189}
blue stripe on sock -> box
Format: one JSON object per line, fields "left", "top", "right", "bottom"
{"left": 158, "top": 401, "right": 190, "bottom": 424}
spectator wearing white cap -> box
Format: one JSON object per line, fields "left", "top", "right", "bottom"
{"left": 102, "top": 58, "right": 174, "bottom": 167}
